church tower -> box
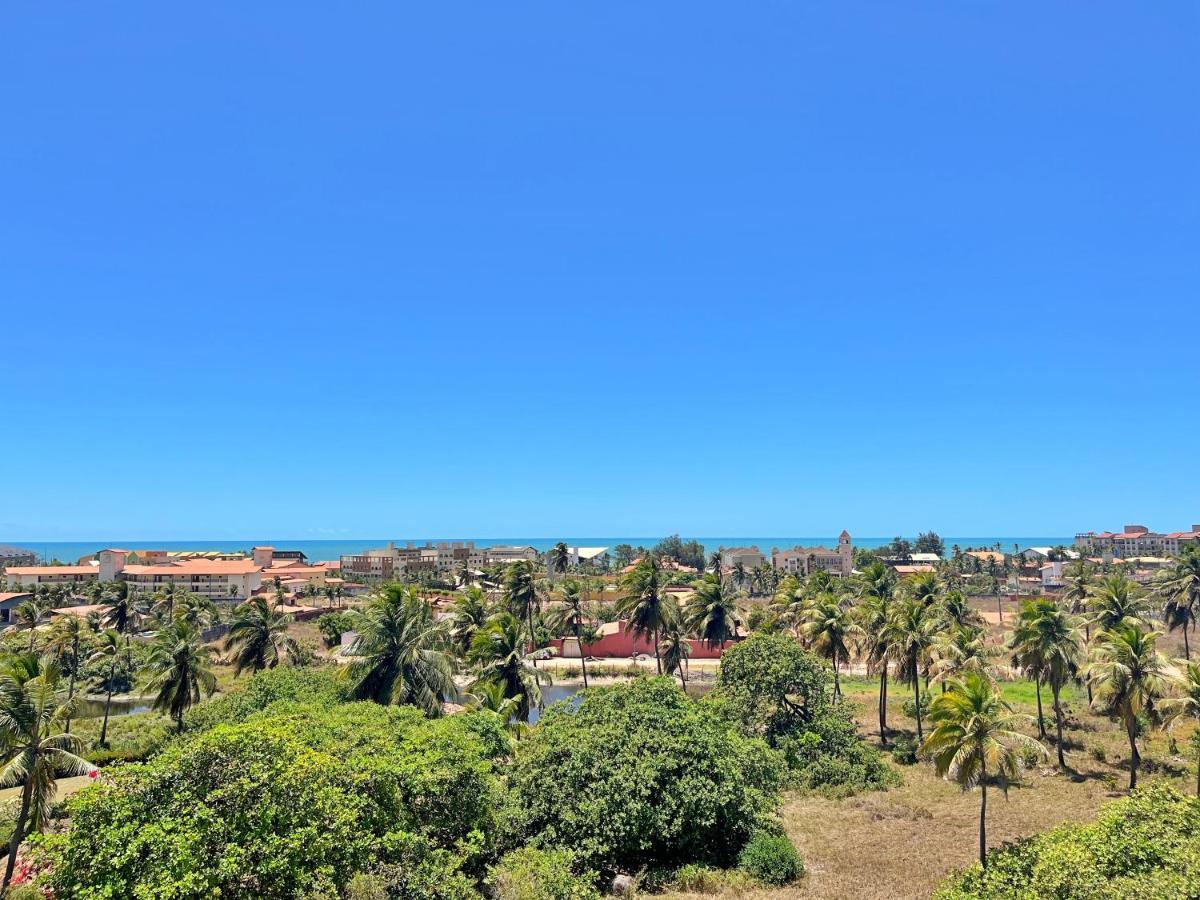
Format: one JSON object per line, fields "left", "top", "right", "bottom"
{"left": 838, "top": 530, "right": 853, "bottom": 576}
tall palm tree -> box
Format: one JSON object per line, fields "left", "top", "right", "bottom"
{"left": 855, "top": 561, "right": 897, "bottom": 745}
{"left": 921, "top": 672, "right": 1043, "bottom": 869}
{"left": 0, "top": 654, "right": 92, "bottom": 894}
{"left": 467, "top": 679, "right": 525, "bottom": 737}
{"left": 1088, "top": 574, "right": 1150, "bottom": 633}
{"left": 732, "top": 561, "right": 748, "bottom": 592}
{"left": 685, "top": 574, "right": 742, "bottom": 651}
{"left": 1061, "top": 559, "right": 1094, "bottom": 702}
{"left": 143, "top": 618, "right": 218, "bottom": 732}
{"left": 449, "top": 586, "right": 491, "bottom": 656}
{"left": 890, "top": 598, "right": 935, "bottom": 742}
{"left": 102, "top": 584, "right": 140, "bottom": 671}
{"left": 1008, "top": 600, "right": 1051, "bottom": 739}
{"left": 174, "top": 593, "right": 219, "bottom": 629}
{"left": 469, "top": 611, "right": 549, "bottom": 722}
{"left": 1086, "top": 621, "right": 1171, "bottom": 789}
{"left": 9, "top": 598, "right": 50, "bottom": 652}
{"left": 1011, "top": 599, "right": 1083, "bottom": 767}
{"left": 1158, "top": 547, "right": 1200, "bottom": 660}
{"left": 223, "top": 596, "right": 300, "bottom": 676}
{"left": 618, "top": 556, "right": 668, "bottom": 673}
{"left": 504, "top": 561, "right": 543, "bottom": 665}
{"left": 658, "top": 606, "right": 693, "bottom": 690}
{"left": 800, "top": 592, "right": 859, "bottom": 699}
{"left": 770, "top": 575, "right": 805, "bottom": 638}
{"left": 906, "top": 571, "right": 942, "bottom": 608}
{"left": 551, "top": 580, "right": 591, "bottom": 688}
{"left": 87, "top": 629, "right": 123, "bottom": 747}
{"left": 44, "top": 615, "right": 90, "bottom": 734}
{"left": 708, "top": 550, "right": 723, "bottom": 580}
{"left": 344, "top": 584, "right": 456, "bottom": 717}
{"left": 930, "top": 624, "right": 990, "bottom": 689}
{"left": 1160, "top": 660, "right": 1200, "bottom": 796}
{"left": 550, "top": 542, "right": 571, "bottom": 578}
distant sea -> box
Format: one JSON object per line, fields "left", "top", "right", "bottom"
{"left": 7, "top": 537, "right": 1073, "bottom": 565}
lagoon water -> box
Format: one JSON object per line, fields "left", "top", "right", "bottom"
{"left": 11, "top": 536, "right": 1070, "bottom": 565}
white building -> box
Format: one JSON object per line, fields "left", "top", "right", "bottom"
{"left": 1075, "top": 524, "right": 1200, "bottom": 558}
{"left": 486, "top": 545, "right": 539, "bottom": 564}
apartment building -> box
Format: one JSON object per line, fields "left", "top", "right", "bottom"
{"left": 0, "top": 545, "right": 37, "bottom": 570}
{"left": 6, "top": 548, "right": 263, "bottom": 598}
{"left": 340, "top": 541, "right": 497, "bottom": 583}
{"left": 770, "top": 531, "right": 854, "bottom": 578}
{"left": 1074, "top": 524, "right": 1200, "bottom": 558}
{"left": 720, "top": 546, "right": 766, "bottom": 570}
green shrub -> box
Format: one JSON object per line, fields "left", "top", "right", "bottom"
{"left": 507, "top": 678, "right": 781, "bottom": 875}
{"left": 183, "top": 665, "right": 347, "bottom": 732}
{"left": 488, "top": 848, "right": 599, "bottom": 900}
{"left": 736, "top": 831, "right": 804, "bottom": 886}
{"left": 891, "top": 738, "right": 919, "bottom": 765}
{"left": 34, "top": 700, "right": 504, "bottom": 898}
{"left": 934, "top": 785, "right": 1200, "bottom": 899}
{"left": 317, "top": 611, "right": 355, "bottom": 648}
{"left": 708, "top": 633, "right": 898, "bottom": 792}
{"left": 671, "top": 863, "right": 758, "bottom": 893}
{"left": 902, "top": 692, "right": 931, "bottom": 720}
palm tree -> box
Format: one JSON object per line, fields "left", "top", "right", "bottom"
{"left": 223, "top": 596, "right": 300, "bottom": 676}
{"left": 1160, "top": 660, "right": 1200, "bottom": 795}
{"left": 890, "top": 598, "right": 935, "bottom": 742}
{"left": 0, "top": 654, "right": 92, "bottom": 894}
{"left": 102, "top": 585, "right": 140, "bottom": 670}
{"left": 930, "top": 624, "right": 990, "bottom": 689}
{"left": 45, "top": 615, "right": 90, "bottom": 734}
{"left": 685, "top": 573, "right": 742, "bottom": 651}
{"left": 658, "top": 600, "right": 692, "bottom": 690}
{"left": 770, "top": 575, "right": 805, "bottom": 638}
{"left": 551, "top": 580, "right": 591, "bottom": 689}
{"left": 469, "top": 611, "right": 549, "bottom": 722}
{"left": 1011, "top": 599, "right": 1083, "bottom": 767}
{"left": 9, "top": 598, "right": 50, "bottom": 652}
{"left": 800, "top": 592, "right": 859, "bottom": 699}
{"left": 921, "top": 672, "right": 1043, "bottom": 869}
{"left": 732, "top": 561, "right": 748, "bottom": 591}
{"left": 467, "top": 679, "right": 525, "bottom": 737}
{"left": 550, "top": 542, "right": 571, "bottom": 578}
{"left": 1061, "top": 559, "right": 1094, "bottom": 702}
{"left": 174, "top": 593, "right": 219, "bottom": 629}
{"left": 143, "top": 618, "right": 217, "bottom": 732}
{"left": 344, "top": 584, "right": 456, "bottom": 717}
{"left": 1088, "top": 574, "right": 1150, "bottom": 633}
{"left": 504, "top": 561, "right": 543, "bottom": 665}
{"left": 618, "top": 556, "right": 668, "bottom": 673}
{"left": 906, "top": 571, "right": 942, "bottom": 608}
{"left": 708, "top": 550, "right": 723, "bottom": 580}
{"left": 1158, "top": 547, "right": 1200, "bottom": 660}
{"left": 1086, "top": 621, "right": 1171, "bottom": 789}
{"left": 1008, "top": 600, "right": 1051, "bottom": 739}
{"left": 87, "top": 628, "right": 123, "bottom": 747}
{"left": 855, "top": 561, "right": 897, "bottom": 745}
{"left": 449, "top": 586, "right": 491, "bottom": 656}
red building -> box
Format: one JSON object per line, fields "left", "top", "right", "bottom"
{"left": 549, "top": 619, "right": 738, "bottom": 660}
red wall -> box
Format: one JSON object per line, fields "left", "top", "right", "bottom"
{"left": 550, "top": 619, "right": 736, "bottom": 659}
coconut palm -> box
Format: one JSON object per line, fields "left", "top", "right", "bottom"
{"left": 223, "top": 595, "right": 300, "bottom": 676}
{"left": 469, "top": 611, "right": 549, "bottom": 722}
{"left": 936, "top": 589, "right": 981, "bottom": 630}
{"left": 708, "top": 550, "right": 723, "bottom": 580}
{"left": 1086, "top": 621, "right": 1172, "bottom": 789}
{"left": 685, "top": 573, "right": 742, "bottom": 651}
{"left": 1010, "top": 599, "right": 1083, "bottom": 766}
{"left": 921, "top": 672, "right": 1044, "bottom": 868}
{"left": 550, "top": 542, "right": 571, "bottom": 578}
{"left": 800, "top": 592, "right": 859, "bottom": 699}
{"left": 344, "top": 584, "right": 456, "bottom": 717}
{"left": 1008, "top": 600, "right": 1051, "bottom": 739}
{"left": 174, "top": 593, "right": 219, "bottom": 629}
{"left": 732, "top": 561, "right": 748, "bottom": 591}
{"left": 1061, "top": 559, "right": 1094, "bottom": 701}
{"left": 1088, "top": 574, "right": 1150, "bottom": 633}
{"left": 890, "top": 597, "right": 936, "bottom": 741}
{"left": 0, "top": 654, "right": 92, "bottom": 894}
{"left": 1160, "top": 660, "right": 1200, "bottom": 795}
{"left": 504, "top": 561, "right": 543, "bottom": 664}
{"left": 930, "top": 624, "right": 990, "bottom": 688}
{"left": 467, "top": 679, "right": 525, "bottom": 737}
{"left": 906, "top": 571, "right": 942, "bottom": 608}
{"left": 143, "top": 618, "right": 217, "bottom": 732}
{"left": 855, "top": 561, "right": 898, "bottom": 745}
{"left": 449, "top": 586, "right": 491, "bottom": 656}
{"left": 551, "top": 580, "right": 591, "bottom": 689}
{"left": 87, "top": 628, "right": 123, "bottom": 748}
{"left": 658, "top": 601, "right": 693, "bottom": 689}
{"left": 44, "top": 615, "right": 90, "bottom": 733}
{"left": 9, "top": 598, "right": 50, "bottom": 652}
{"left": 618, "top": 556, "right": 668, "bottom": 673}
{"left": 1158, "top": 547, "right": 1200, "bottom": 660}
{"left": 770, "top": 575, "right": 805, "bottom": 638}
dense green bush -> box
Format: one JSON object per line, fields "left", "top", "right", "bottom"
{"left": 507, "top": 677, "right": 781, "bottom": 876}
{"left": 487, "top": 848, "right": 600, "bottom": 900}
{"left": 182, "top": 664, "right": 348, "bottom": 732}
{"left": 891, "top": 737, "right": 919, "bottom": 765}
{"left": 736, "top": 830, "right": 804, "bottom": 885}
{"left": 708, "top": 633, "right": 897, "bottom": 793}
{"left": 317, "top": 611, "right": 355, "bottom": 648}
{"left": 934, "top": 785, "right": 1200, "bottom": 899}
{"left": 73, "top": 709, "right": 176, "bottom": 764}
{"left": 33, "top": 700, "right": 506, "bottom": 899}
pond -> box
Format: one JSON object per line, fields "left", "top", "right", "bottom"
{"left": 527, "top": 681, "right": 710, "bottom": 724}
{"left": 73, "top": 696, "right": 153, "bottom": 718}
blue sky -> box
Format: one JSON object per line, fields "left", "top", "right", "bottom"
{"left": 2, "top": 3, "right": 1197, "bottom": 540}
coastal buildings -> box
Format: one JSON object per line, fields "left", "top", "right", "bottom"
{"left": 0, "top": 545, "right": 37, "bottom": 570}
{"left": 1074, "top": 524, "right": 1200, "bottom": 558}
{"left": 0, "top": 592, "right": 33, "bottom": 624}
{"left": 339, "top": 541, "right": 535, "bottom": 583}
{"left": 770, "top": 531, "right": 853, "bottom": 578}
{"left": 720, "top": 546, "right": 766, "bottom": 570}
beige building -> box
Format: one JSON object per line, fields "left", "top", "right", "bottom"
{"left": 1075, "top": 524, "right": 1200, "bottom": 558}
{"left": 720, "top": 546, "right": 766, "bottom": 571}
{"left": 771, "top": 531, "right": 853, "bottom": 578}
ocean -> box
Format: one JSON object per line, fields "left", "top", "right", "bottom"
{"left": 8, "top": 536, "right": 1072, "bottom": 565}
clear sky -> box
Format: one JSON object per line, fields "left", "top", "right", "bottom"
{"left": 3, "top": 3, "right": 1197, "bottom": 541}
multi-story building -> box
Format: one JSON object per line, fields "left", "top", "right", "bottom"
{"left": 6, "top": 548, "right": 263, "bottom": 598}
{"left": 340, "top": 541, "right": 494, "bottom": 583}
{"left": 4, "top": 563, "right": 99, "bottom": 589}
{"left": 771, "top": 531, "right": 854, "bottom": 578}
{"left": 1074, "top": 524, "right": 1200, "bottom": 558}
{"left": 0, "top": 545, "right": 37, "bottom": 570}
{"left": 720, "top": 546, "right": 766, "bottom": 571}
{"left": 485, "top": 545, "right": 539, "bottom": 564}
